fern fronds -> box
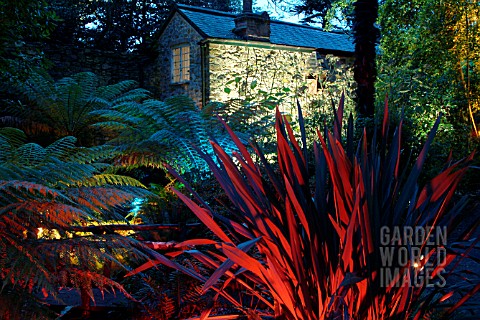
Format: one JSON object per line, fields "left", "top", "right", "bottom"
{"left": 0, "top": 131, "right": 156, "bottom": 312}
{"left": 14, "top": 143, "right": 47, "bottom": 166}
{"left": 65, "top": 145, "right": 119, "bottom": 164}
{"left": 96, "top": 80, "right": 139, "bottom": 101}
{"left": 82, "top": 174, "right": 147, "bottom": 188}
{"left": 0, "top": 180, "right": 67, "bottom": 204}
{"left": 5, "top": 71, "right": 152, "bottom": 144}
{"left": 0, "top": 127, "right": 27, "bottom": 148}
{"left": 44, "top": 136, "right": 77, "bottom": 160}
{"left": 92, "top": 95, "right": 241, "bottom": 176}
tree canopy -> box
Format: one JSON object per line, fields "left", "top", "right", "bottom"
{"left": 47, "top": 0, "right": 241, "bottom": 52}
{"left": 0, "top": 0, "right": 57, "bottom": 82}
{"left": 378, "top": 0, "right": 480, "bottom": 136}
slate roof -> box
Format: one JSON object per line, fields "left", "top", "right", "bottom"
{"left": 176, "top": 5, "right": 354, "bottom": 55}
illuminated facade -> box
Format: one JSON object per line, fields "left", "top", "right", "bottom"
{"left": 154, "top": 4, "right": 355, "bottom": 109}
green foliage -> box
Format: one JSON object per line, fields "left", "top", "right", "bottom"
{"left": 215, "top": 71, "right": 296, "bottom": 152}
{"left": 377, "top": 0, "right": 480, "bottom": 161}
{"left": 0, "top": 0, "right": 58, "bottom": 81}
{"left": 302, "top": 55, "right": 356, "bottom": 141}
{"left": 289, "top": 0, "right": 354, "bottom": 29}
{"left": 0, "top": 128, "right": 152, "bottom": 319}
{"left": 128, "top": 98, "right": 478, "bottom": 318}
{"left": 2, "top": 71, "right": 149, "bottom": 146}
{"left": 95, "top": 95, "right": 240, "bottom": 178}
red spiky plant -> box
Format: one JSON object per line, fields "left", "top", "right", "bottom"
{"left": 128, "top": 96, "right": 479, "bottom": 319}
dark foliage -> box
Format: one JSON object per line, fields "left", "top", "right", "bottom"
{"left": 353, "top": 0, "right": 380, "bottom": 117}
{"left": 46, "top": 0, "right": 240, "bottom": 52}
{"left": 128, "top": 97, "right": 479, "bottom": 318}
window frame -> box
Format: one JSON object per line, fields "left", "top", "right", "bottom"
{"left": 171, "top": 44, "right": 191, "bottom": 84}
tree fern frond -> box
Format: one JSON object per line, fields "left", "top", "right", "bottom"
{"left": 111, "top": 88, "right": 151, "bottom": 104}
{"left": 0, "top": 136, "right": 13, "bottom": 162}
{"left": 89, "top": 109, "right": 143, "bottom": 125}
{"left": 35, "top": 235, "right": 149, "bottom": 269}
{"left": 0, "top": 164, "right": 35, "bottom": 181}
{"left": 96, "top": 79, "right": 139, "bottom": 101}
{"left": 0, "top": 116, "right": 54, "bottom": 137}
{"left": 8, "top": 71, "right": 152, "bottom": 145}
{"left": 72, "top": 72, "right": 99, "bottom": 98}
{"left": 45, "top": 136, "right": 78, "bottom": 160}
{"left": 90, "top": 121, "right": 134, "bottom": 133}
{"left": 164, "top": 95, "right": 198, "bottom": 115}
{"left": 148, "top": 129, "right": 183, "bottom": 145}
{"left": 92, "top": 95, "right": 241, "bottom": 176}
{"left": 145, "top": 131, "right": 207, "bottom": 171}
{"left": 0, "top": 127, "right": 27, "bottom": 148}
{"left": 111, "top": 128, "right": 153, "bottom": 144}
{"left": 35, "top": 160, "right": 99, "bottom": 188}
{"left": 169, "top": 111, "right": 207, "bottom": 143}
{"left": 84, "top": 96, "right": 113, "bottom": 110}
{"left": 0, "top": 180, "right": 67, "bottom": 205}
{"left": 22, "top": 71, "right": 55, "bottom": 106}
{"left": 14, "top": 143, "right": 47, "bottom": 166}
{"left": 65, "top": 145, "right": 119, "bottom": 164}
{"left": 67, "top": 186, "right": 148, "bottom": 214}
{"left": 2, "top": 200, "right": 95, "bottom": 230}
{"left": 0, "top": 126, "right": 160, "bottom": 314}
{"left": 2, "top": 234, "right": 54, "bottom": 288}
{"left": 110, "top": 152, "right": 166, "bottom": 169}
{"left": 114, "top": 100, "right": 167, "bottom": 127}
{"left": 81, "top": 174, "right": 147, "bottom": 188}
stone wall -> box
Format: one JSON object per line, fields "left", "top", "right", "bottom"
{"left": 152, "top": 13, "right": 204, "bottom": 105}
{"left": 206, "top": 42, "right": 355, "bottom": 115}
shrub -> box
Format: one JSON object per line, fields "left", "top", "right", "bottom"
{"left": 128, "top": 97, "right": 478, "bottom": 319}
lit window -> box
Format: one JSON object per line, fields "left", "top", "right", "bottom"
{"left": 172, "top": 45, "right": 190, "bottom": 83}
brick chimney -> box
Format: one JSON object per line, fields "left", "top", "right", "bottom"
{"left": 243, "top": 0, "right": 252, "bottom": 13}
{"left": 233, "top": 0, "right": 270, "bottom": 41}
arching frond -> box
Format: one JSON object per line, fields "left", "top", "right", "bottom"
{"left": 93, "top": 95, "right": 242, "bottom": 176}
{"left": 0, "top": 132, "right": 153, "bottom": 309}
{"left": 4, "top": 71, "right": 152, "bottom": 145}
{"left": 110, "top": 88, "right": 151, "bottom": 104}
{"left": 96, "top": 79, "right": 139, "bottom": 101}
{"left": 81, "top": 174, "right": 147, "bottom": 188}
{"left": 0, "top": 180, "right": 66, "bottom": 204}
{"left": 14, "top": 143, "right": 46, "bottom": 166}
{"left": 0, "top": 127, "right": 27, "bottom": 148}
{"left": 65, "top": 145, "right": 119, "bottom": 164}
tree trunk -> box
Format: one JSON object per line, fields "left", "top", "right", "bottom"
{"left": 353, "top": 0, "right": 380, "bottom": 117}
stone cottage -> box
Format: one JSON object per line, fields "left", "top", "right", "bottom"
{"left": 154, "top": 2, "right": 355, "bottom": 113}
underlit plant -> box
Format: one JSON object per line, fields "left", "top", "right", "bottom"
{"left": 128, "top": 96, "right": 479, "bottom": 319}
{"left": 0, "top": 127, "right": 151, "bottom": 318}
{"left": 94, "top": 95, "right": 240, "bottom": 178}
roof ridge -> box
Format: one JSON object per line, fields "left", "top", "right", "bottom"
{"left": 175, "top": 4, "right": 354, "bottom": 54}
{"left": 177, "top": 4, "right": 350, "bottom": 37}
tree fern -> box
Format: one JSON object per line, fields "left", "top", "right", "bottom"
{"left": 95, "top": 95, "right": 241, "bottom": 177}
{"left": 0, "top": 130, "right": 154, "bottom": 318}
{"left": 2, "top": 71, "right": 150, "bottom": 146}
